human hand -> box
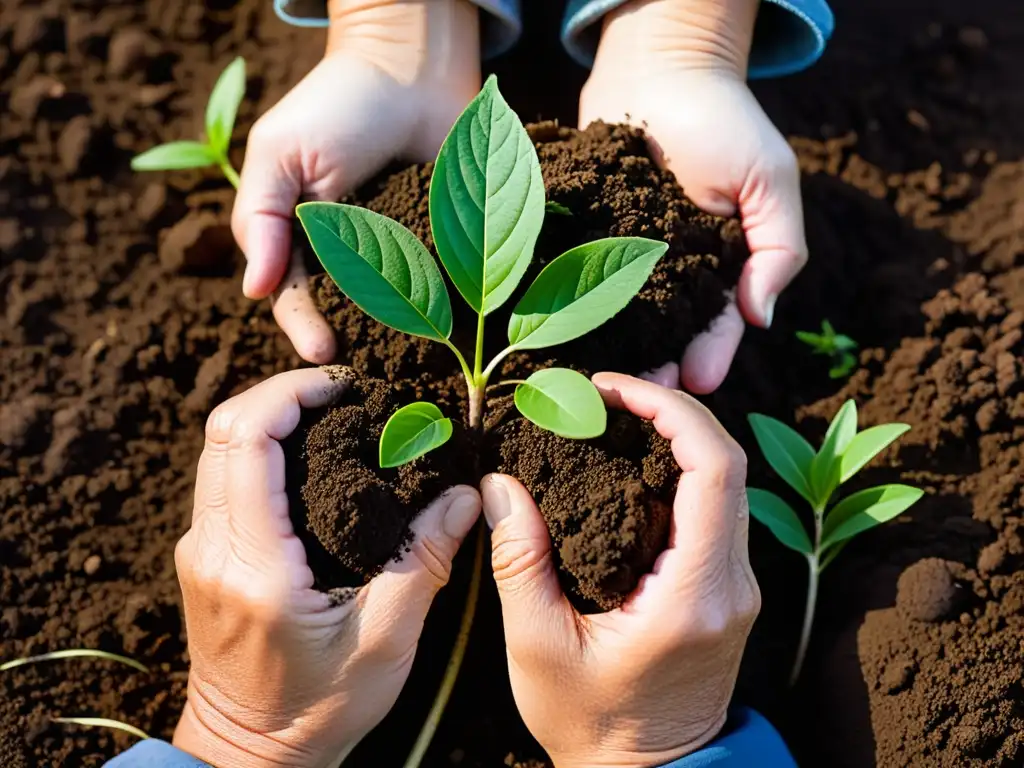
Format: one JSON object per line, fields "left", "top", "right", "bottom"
{"left": 232, "top": 0, "right": 481, "bottom": 363}
{"left": 580, "top": 0, "right": 807, "bottom": 393}
{"left": 481, "top": 372, "right": 759, "bottom": 768}
{"left": 172, "top": 367, "right": 482, "bottom": 768}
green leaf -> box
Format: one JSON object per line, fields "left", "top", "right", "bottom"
{"left": 829, "top": 351, "right": 858, "bottom": 379}
{"left": 297, "top": 203, "right": 453, "bottom": 342}
{"left": 379, "top": 402, "right": 453, "bottom": 468}
{"left": 508, "top": 237, "right": 668, "bottom": 350}
{"left": 810, "top": 400, "right": 857, "bottom": 505}
{"left": 205, "top": 56, "right": 246, "bottom": 154}
{"left": 746, "top": 488, "right": 813, "bottom": 554}
{"left": 832, "top": 334, "right": 858, "bottom": 351}
{"left": 839, "top": 423, "right": 911, "bottom": 483}
{"left": 820, "top": 484, "right": 924, "bottom": 550}
{"left": 795, "top": 330, "right": 828, "bottom": 352}
{"left": 429, "top": 75, "right": 545, "bottom": 315}
{"left": 747, "top": 414, "right": 816, "bottom": 503}
{"left": 131, "top": 141, "right": 217, "bottom": 171}
{"left": 545, "top": 201, "right": 572, "bottom": 216}
{"left": 514, "top": 368, "right": 607, "bottom": 439}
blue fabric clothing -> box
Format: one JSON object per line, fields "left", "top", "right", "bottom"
{"left": 274, "top": 0, "right": 832, "bottom": 77}
{"left": 102, "top": 707, "right": 795, "bottom": 767}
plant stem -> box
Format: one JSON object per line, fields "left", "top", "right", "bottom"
{"left": 473, "top": 311, "right": 485, "bottom": 381}
{"left": 790, "top": 508, "right": 823, "bottom": 686}
{"left": 485, "top": 379, "right": 527, "bottom": 392}
{"left": 481, "top": 345, "right": 516, "bottom": 382}
{"left": 219, "top": 157, "right": 240, "bottom": 189}
{"left": 402, "top": 523, "right": 485, "bottom": 768}
{"left": 468, "top": 385, "right": 485, "bottom": 430}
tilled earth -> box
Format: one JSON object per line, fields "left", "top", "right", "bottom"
{"left": 1, "top": 0, "right": 1022, "bottom": 766}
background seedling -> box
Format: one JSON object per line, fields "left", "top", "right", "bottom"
{"left": 544, "top": 201, "right": 573, "bottom": 216}
{"left": 52, "top": 717, "right": 149, "bottom": 740}
{"left": 131, "top": 57, "right": 245, "bottom": 188}
{"left": 298, "top": 75, "right": 666, "bottom": 460}
{"left": 745, "top": 401, "right": 922, "bottom": 684}
{"left": 297, "top": 76, "right": 668, "bottom": 768}
{"left": 796, "top": 319, "right": 859, "bottom": 379}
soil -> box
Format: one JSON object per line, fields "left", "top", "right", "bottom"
{"left": 2, "top": 0, "right": 1023, "bottom": 767}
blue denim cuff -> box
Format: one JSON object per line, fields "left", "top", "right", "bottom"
{"left": 273, "top": 0, "right": 522, "bottom": 58}
{"left": 103, "top": 739, "right": 211, "bottom": 768}
{"left": 562, "top": 0, "right": 834, "bottom": 78}
{"left": 657, "top": 708, "right": 797, "bottom": 768}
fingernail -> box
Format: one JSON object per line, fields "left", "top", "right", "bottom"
{"left": 443, "top": 491, "right": 481, "bottom": 540}
{"left": 481, "top": 476, "right": 511, "bottom": 530}
{"left": 763, "top": 293, "right": 777, "bottom": 329}
{"left": 241, "top": 263, "right": 256, "bottom": 298}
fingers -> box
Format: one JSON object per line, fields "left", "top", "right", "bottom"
{"left": 591, "top": 373, "right": 746, "bottom": 576}
{"left": 359, "top": 486, "right": 482, "bottom": 644}
{"left": 232, "top": 128, "right": 299, "bottom": 301}
{"left": 680, "top": 300, "right": 745, "bottom": 394}
{"left": 481, "top": 474, "right": 578, "bottom": 653}
{"left": 736, "top": 142, "right": 807, "bottom": 329}
{"left": 269, "top": 248, "right": 337, "bottom": 364}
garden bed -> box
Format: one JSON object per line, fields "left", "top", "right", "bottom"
{"left": 2, "top": 0, "right": 1023, "bottom": 766}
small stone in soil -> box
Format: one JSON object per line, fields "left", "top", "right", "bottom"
{"left": 895, "top": 558, "right": 963, "bottom": 622}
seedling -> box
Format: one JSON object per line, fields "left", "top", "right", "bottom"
{"left": 745, "top": 401, "right": 922, "bottom": 684}
{"left": 544, "top": 200, "right": 573, "bottom": 216}
{"left": 796, "top": 319, "right": 858, "bottom": 379}
{"left": 131, "top": 57, "right": 246, "bottom": 188}
{"left": 52, "top": 717, "right": 149, "bottom": 740}
{"left": 297, "top": 76, "right": 667, "bottom": 466}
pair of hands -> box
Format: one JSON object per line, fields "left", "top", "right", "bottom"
{"left": 232, "top": 0, "right": 807, "bottom": 394}
{"left": 172, "top": 367, "right": 759, "bottom": 768}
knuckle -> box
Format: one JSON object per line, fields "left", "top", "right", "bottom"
{"left": 705, "top": 442, "right": 748, "bottom": 491}
{"left": 205, "top": 402, "right": 260, "bottom": 448}
{"left": 491, "top": 532, "right": 549, "bottom": 587}
{"left": 410, "top": 537, "right": 453, "bottom": 587}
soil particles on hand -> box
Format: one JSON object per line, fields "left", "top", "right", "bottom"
{"left": 2, "top": 0, "right": 1024, "bottom": 766}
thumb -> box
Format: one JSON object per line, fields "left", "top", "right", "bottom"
{"left": 481, "top": 474, "right": 575, "bottom": 649}
{"left": 736, "top": 148, "right": 808, "bottom": 328}
{"left": 359, "top": 486, "right": 482, "bottom": 638}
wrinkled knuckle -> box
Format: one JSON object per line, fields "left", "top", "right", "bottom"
{"left": 706, "top": 443, "right": 747, "bottom": 491}
{"left": 411, "top": 537, "right": 453, "bottom": 587}
{"left": 491, "top": 533, "right": 549, "bottom": 587}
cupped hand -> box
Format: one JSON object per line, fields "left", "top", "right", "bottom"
{"left": 172, "top": 367, "right": 482, "bottom": 768}
{"left": 481, "top": 372, "right": 759, "bottom": 768}
{"left": 232, "top": 0, "right": 481, "bottom": 363}
{"left": 580, "top": 0, "right": 807, "bottom": 393}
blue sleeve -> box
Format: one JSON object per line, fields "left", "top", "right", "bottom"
{"left": 658, "top": 708, "right": 797, "bottom": 768}
{"left": 563, "top": 0, "right": 834, "bottom": 78}
{"left": 272, "top": 0, "right": 522, "bottom": 58}
{"left": 103, "top": 739, "right": 211, "bottom": 767}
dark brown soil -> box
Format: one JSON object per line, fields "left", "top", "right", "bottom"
{"left": 2, "top": 0, "right": 1024, "bottom": 766}
{"left": 294, "top": 119, "right": 742, "bottom": 609}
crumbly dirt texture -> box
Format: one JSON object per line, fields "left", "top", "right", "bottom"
{"left": 2, "top": 0, "right": 1024, "bottom": 767}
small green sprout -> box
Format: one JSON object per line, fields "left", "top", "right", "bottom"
{"left": 544, "top": 200, "right": 573, "bottom": 216}
{"left": 796, "top": 319, "right": 858, "bottom": 379}
{"left": 298, "top": 76, "right": 667, "bottom": 466}
{"left": 131, "top": 57, "right": 245, "bottom": 188}
{"left": 1, "top": 648, "right": 148, "bottom": 673}
{"left": 52, "top": 717, "right": 149, "bottom": 740}
{"left": 746, "top": 400, "right": 922, "bottom": 684}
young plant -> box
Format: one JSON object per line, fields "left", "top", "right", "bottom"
{"left": 297, "top": 75, "right": 668, "bottom": 466}
{"left": 131, "top": 57, "right": 246, "bottom": 188}
{"left": 745, "top": 401, "right": 922, "bottom": 684}
{"left": 796, "top": 319, "right": 858, "bottom": 379}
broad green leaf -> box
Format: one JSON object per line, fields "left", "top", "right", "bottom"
{"left": 508, "top": 237, "right": 668, "bottom": 350}
{"left": 205, "top": 56, "right": 246, "bottom": 154}
{"left": 810, "top": 400, "right": 857, "bottom": 505}
{"left": 820, "top": 484, "right": 924, "bottom": 550}
{"left": 545, "top": 201, "right": 572, "bottom": 216}
{"left": 131, "top": 141, "right": 217, "bottom": 171}
{"left": 429, "top": 75, "right": 544, "bottom": 315}
{"left": 297, "top": 203, "right": 452, "bottom": 341}
{"left": 839, "top": 423, "right": 911, "bottom": 483}
{"left": 832, "top": 334, "right": 858, "bottom": 351}
{"left": 514, "top": 368, "right": 606, "bottom": 439}
{"left": 747, "top": 414, "right": 816, "bottom": 503}
{"left": 746, "top": 488, "right": 813, "bottom": 554}
{"left": 379, "top": 402, "right": 453, "bottom": 468}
